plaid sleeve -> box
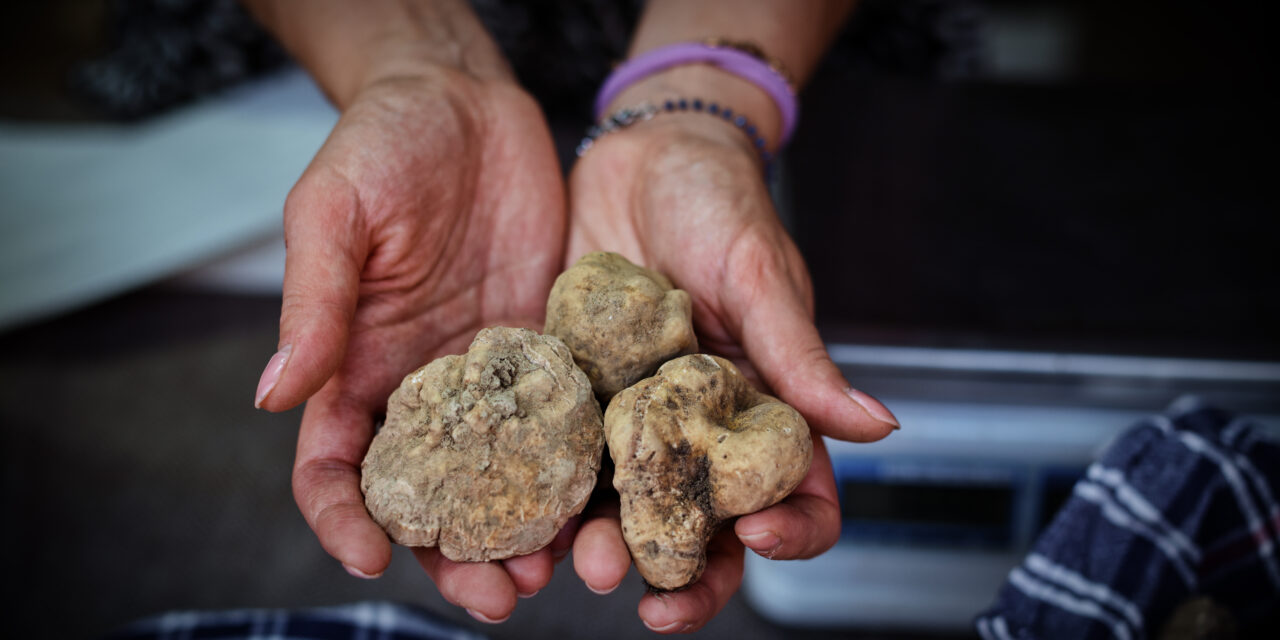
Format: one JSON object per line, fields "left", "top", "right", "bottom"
{"left": 975, "top": 396, "right": 1280, "bottom": 640}
{"left": 101, "top": 600, "right": 487, "bottom": 640}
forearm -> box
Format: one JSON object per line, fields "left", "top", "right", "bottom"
{"left": 630, "top": 0, "right": 854, "bottom": 87}
{"left": 242, "top": 0, "right": 511, "bottom": 108}
{"left": 606, "top": 0, "right": 856, "bottom": 150}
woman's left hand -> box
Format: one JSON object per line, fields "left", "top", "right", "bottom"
{"left": 565, "top": 112, "right": 897, "bottom": 633}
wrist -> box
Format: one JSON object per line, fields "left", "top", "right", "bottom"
{"left": 247, "top": 0, "right": 513, "bottom": 110}
{"left": 349, "top": 36, "right": 514, "bottom": 112}
{"left": 603, "top": 65, "right": 783, "bottom": 153}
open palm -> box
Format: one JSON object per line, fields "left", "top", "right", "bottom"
{"left": 566, "top": 114, "right": 897, "bottom": 632}
{"left": 255, "top": 72, "right": 566, "bottom": 621}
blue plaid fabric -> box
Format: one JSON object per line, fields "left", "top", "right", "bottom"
{"left": 102, "top": 601, "right": 486, "bottom": 640}
{"left": 976, "top": 397, "right": 1280, "bottom": 639}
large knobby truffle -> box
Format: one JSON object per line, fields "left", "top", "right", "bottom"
{"left": 605, "top": 354, "right": 812, "bottom": 590}
{"left": 361, "top": 327, "right": 603, "bottom": 562}
{"left": 545, "top": 252, "right": 697, "bottom": 402}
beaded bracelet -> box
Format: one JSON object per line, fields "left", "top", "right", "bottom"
{"left": 593, "top": 41, "right": 798, "bottom": 146}
{"left": 576, "top": 97, "right": 775, "bottom": 180}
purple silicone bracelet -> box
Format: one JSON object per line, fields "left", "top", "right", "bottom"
{"left": 593, "top": 42, "right": 798, "bottom": 146}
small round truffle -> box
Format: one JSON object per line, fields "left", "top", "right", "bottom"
{"left": 545, "top": 252, "right": 698, "bottom": 402}
{"left": 604, "top": 354, "right": 812, "bottom": 590}
{"left": 361, "top": 327, "right": 604, "bottom": 562}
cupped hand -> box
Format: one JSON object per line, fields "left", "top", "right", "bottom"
{"left": 253, "top": 68, "right": 567, "bottom": 623}
{"left": 566, "top": 114, "right": 899, "bottom": 632}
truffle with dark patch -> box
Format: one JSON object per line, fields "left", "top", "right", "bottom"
{"left": 604, "top": 354, "right": 812, "bottom": 590}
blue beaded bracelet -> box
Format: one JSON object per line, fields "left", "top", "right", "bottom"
{"left": 576, "top": 98, "right": 775, "bottom": 180}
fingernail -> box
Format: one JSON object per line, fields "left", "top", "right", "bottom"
{"left": 342, "top": 563, "right": 382, "bottom": 579}
{"left": 845, "top": 386, "right": 899, "bottom": 428}
{"left": 587, "top": 581, "right": 619, "bottom": 595}
{"left": 518, "top": 589, "right": 540, "bottom": 599}
{"left": 739, "top": 531, "right": 782, "bottom": 557}
{"left": 643, "top": 620, "right": 690, "bottom": 633}
{"left": 466, "top": 609, "right": 510, "bottom": 624}
{"left": 255, "top": 344, "right": 292, "bottom": 408}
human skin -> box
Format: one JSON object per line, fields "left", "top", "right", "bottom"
{"left": 245, "top": 0, "right": 900, "bottom": 632}
{"left": 243, "top": 0, "right": 568, "bottom": 624}
{"left": 567, "top": 0, "right": 901, "bottom": 633}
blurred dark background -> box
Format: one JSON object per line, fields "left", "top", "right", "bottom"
{"left": 792, "top": 0, "right": 1277, "bottom": 361}
{"left": 1, "top": 1, "right": 1276, "bottom": 638}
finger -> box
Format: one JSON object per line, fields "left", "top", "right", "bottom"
{"left": 292, "top": 388, "right": 392, "bottom": 579}
{"left": 502, "top": 547, "right": 554, "bottom": 598}
{"left": 636, "top": 528, "right": 745, "bottom": 634}
{"left": 736, "top": 435, "right": 841, "bottom": 560}
{"left": 572, "top": 501, "right": 631, "bottom": 595}
{"left": 413, "top": 548, "right": 518, "bottom": 624}
{"left": 256, "top": 167, "right": 367, "bottom": 411}
{"left": 726, "top": 237, "right": 898, "bottom": 442}
{"left": 549, "top": 515, "right": 582, "bottom": 563}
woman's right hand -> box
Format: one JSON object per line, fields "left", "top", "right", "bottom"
{"left": 246, "top": 0, "right": 571, "bottom": 624}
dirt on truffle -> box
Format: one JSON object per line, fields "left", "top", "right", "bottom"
{"left": 605, "top": 354, "right": 811, "bottom": 590}
{"left": 361, "top": 327, "right": 604, "bottom": 562}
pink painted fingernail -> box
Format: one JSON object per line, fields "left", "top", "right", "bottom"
{"left": 845, "top": 386, "right": 899, "bottom": 428}
{"left": 518, "top": 589, "right": 540, "bottom": 599}
{"left": 342, "top": 563, "right": 382, "bottom": 579}
{"left": 739, "top": 531, "right": 782, "bottom": 557}
{"left": 254, "top": 344, "right": 292, "bottom": 408}
{"left": 466, "top": 609, "right": 510, "bottom": 624}
{"left": 643, "top": 620, "right": 690, "bottom": 633}
{"left": 587, "top": 581, "right": 619, "bottom": 595}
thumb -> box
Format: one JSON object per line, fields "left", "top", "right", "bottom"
{"left": 255, "top": 171, "right": 366, "bottom": 411}
{"left": 730, "top": 248, "right": 898, "bottom": 443}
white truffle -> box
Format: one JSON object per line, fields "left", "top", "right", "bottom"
{"left": 361, "top": 327, "right": 603, "bottom": 561}
{"left": 545, "top": 252, "right": 697, "bottom": 402}
{"left": 605, "top": 354, "right": 811, "bottom": 590}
